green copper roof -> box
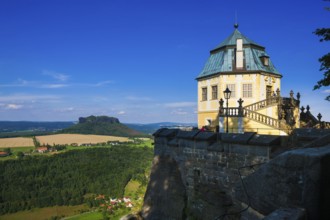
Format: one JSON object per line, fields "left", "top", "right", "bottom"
{"left": 212, "top": 28, "right": 263, "bottom": 51}
{"left": 196, "top": 27, "right": 281, "bottom": 79}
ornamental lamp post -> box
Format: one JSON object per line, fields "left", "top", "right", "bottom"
{"left": 223, "top": 87, "right": 231, "bottom": 133}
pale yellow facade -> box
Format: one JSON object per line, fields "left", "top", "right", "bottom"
{"left": 196, "top": 27, "right": 300, "bottom": 135}
{"left": 197, "top": 73, "right": 283, "bottom": 134}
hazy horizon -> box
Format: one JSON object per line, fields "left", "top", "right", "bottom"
{"left": 0, "top": 119, "right": 197, "bottom": 124}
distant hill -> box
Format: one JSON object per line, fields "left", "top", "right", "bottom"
{"left": 0, "top": 121, "right": 74, "bottom": 132}
{"left": 0, "top": 121, "right": 75, "bottom": 138}
{"left": 60, "top": 115, "right": 147, "bottom": 137}
{"left": 0, "top": 119, "right": 196, "bottom": 138}
{"left": 125, "top": 122, "right": 197, "bottom": 135}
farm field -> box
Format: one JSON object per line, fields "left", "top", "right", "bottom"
{"left": 0, "top": 134, "right": 132, "bottom": 148}
{"left": 0, "top": 137, "right": 33, "bottom": 147}
{"left": 36, "top": 134, "right": 131, "bottom": 145}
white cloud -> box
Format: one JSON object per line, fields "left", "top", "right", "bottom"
{"left": 323, "top": 89, "right": 330, "bottom": 94}
{"left": 42, "top": 70, "right": 70, "bottom": 82}
{"left": 125, "top": 96, "right": 152, "bottom": 101}
{"left": 17, "top": 78, "right": 30, "bottom": 85}
{"left": 0, "top": 94, "right": 61, "bottom": 102}
{"left": 0, "top": 79, "right": 36, "bottom": 88}
{"left": 40, "top": 84, "right": 69, "bottom": 89}
{"left": 94, "top": 80, "right": 114, "bottom": 87}
{"left": 5, "top": 104, "right": 23, "bottom": 110}
{"left": 171, "top": 109, "right": 188, "bottom": 115}
{"left": 55, "top": 107, "right": 75, "bottom": 113}
{"left": 164, "top": 102, "right": 196, "bottom": 108}
{"left": 117, "top": 111, "right": 126, "bottom": 115}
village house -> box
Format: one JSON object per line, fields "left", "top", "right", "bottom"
{"left": 125, "top": 201, "right": 133, "bottom": 208}
{"left": 123, "top": 197, "right": 131, "bottom": 203}
{"left": 0, "top": 151, "right": 9, "bottom": 157}
{"left": 36, "top": 146, "right": 48, "bottom": 153}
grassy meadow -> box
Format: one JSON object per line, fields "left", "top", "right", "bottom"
{"left": 0, "top": 204, "right": 88, "bottom": 220}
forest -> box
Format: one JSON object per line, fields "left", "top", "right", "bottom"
{"left": 0, "top": 144, "right": 153, "bottom": 214}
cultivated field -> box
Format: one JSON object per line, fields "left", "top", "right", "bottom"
{"left": 0, "top": 137, "right": 34, "bottom": 147}
{"left": 36, "top": 134, "right": 130, "bottom": 145}
{"left": 0, "top": 134, "right": 131, "bottom": 148}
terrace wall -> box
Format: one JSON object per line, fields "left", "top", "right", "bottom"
{"left": 141, "top": 128, "right": 330, "bottom": 220}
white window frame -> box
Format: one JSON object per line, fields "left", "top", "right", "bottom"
{"left": 202, "top": 87, "right": 207, "bottom": 101}
{"left": 226, "top": 84, "right": 236, "bottom": 98}
{"left": 243, "top": 83, "right": 253, "bottom": 98}
{"left": 211, "top": 85, "right": 218, "bottom": 100}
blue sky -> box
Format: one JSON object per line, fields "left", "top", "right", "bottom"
{"left": 0, "top": 0, "right": 329, "bottom": 123}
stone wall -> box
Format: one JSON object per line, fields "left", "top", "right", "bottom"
{"left": 141, "top": 128, "right": 330, "bottom": 220}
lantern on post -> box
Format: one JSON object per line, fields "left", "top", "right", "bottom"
{"left": 223, "top": 87, "right": 231, "bottom": 133}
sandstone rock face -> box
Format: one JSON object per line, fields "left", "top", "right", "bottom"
{"left": 235, "top": 144, "right": 330, "bottom": 219}
{"left": 141, "top": 129, "right": 330, "bottom": 220}
{"left": 263, "top": 208, "right": 306, "bottom": 220}
{"left": 141, "top": 155, "right": 186, "bottom": 220}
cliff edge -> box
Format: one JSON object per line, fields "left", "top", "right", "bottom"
{"left": 140, "top": 128, "right": 330, "bottom": 220}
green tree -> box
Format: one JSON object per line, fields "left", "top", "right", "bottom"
{"left": 4, "top": 148, "right": 11, "bottom": 155}
{"left": 314, "top": 1, "right": 330, "bottom": 100}
{"left": 33, "top": 136, "right": 40, "bottom": 147}
{"left": 16, "top": 151, "right": 24, "bottom": 159}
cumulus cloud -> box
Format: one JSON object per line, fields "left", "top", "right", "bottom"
{"left": 323, "top": 89, "right": 330, "bottom": 94}
{"left": 42, "top": 70, "right": 70, "bottom": 82}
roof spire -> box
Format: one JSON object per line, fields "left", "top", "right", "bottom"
{"left": 234, "top": 10, "right": 239, "bottom": 29}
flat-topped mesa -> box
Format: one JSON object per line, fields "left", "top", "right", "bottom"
{"left": 78, "top": 115, "right": 120, "bottom": 124}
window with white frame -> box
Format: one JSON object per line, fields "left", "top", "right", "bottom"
{"left": 226, "top": 84, "right": 236, "bottom": 98}
{"left": 211, "top": 85, "right": 218, "bottom": 100}
{"left": 243, "top": 83, "right": 253, "bottom": 98}
{"left": 202, "top": 87, "right": 207, "bottom": 101}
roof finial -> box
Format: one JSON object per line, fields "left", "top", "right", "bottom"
{"left": 234, "top": 10, "right": 239, "bottom": 29}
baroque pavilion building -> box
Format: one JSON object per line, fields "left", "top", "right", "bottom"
{"left": 196, "top": 25, "right": 300, "bottom": 135}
